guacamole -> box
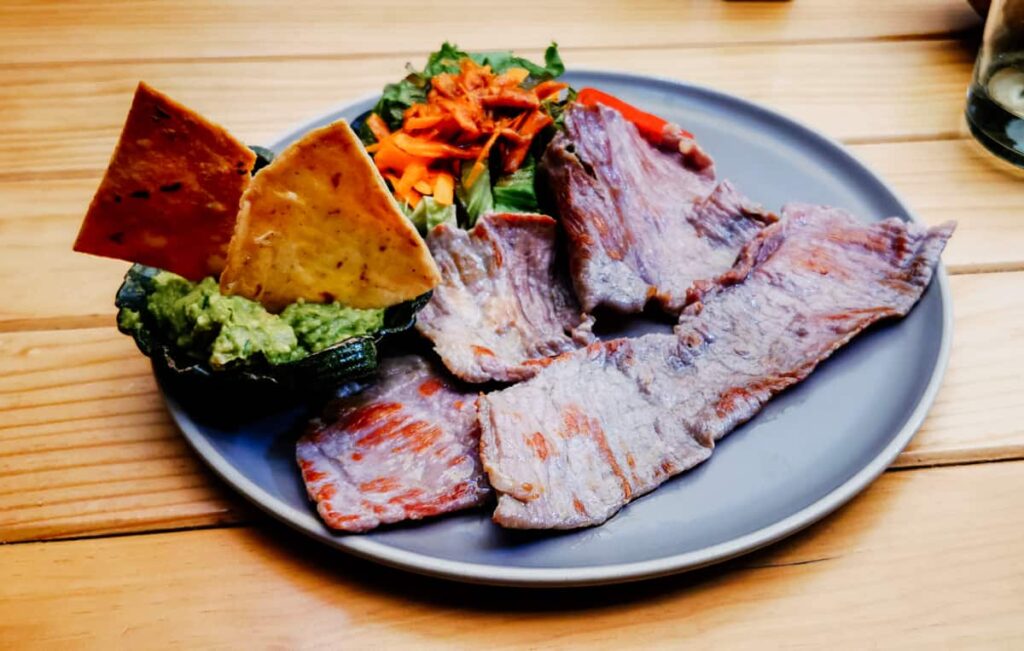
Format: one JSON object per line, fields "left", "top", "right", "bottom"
{"left": 118, "top": 272, "right": 384, "bottom": 368}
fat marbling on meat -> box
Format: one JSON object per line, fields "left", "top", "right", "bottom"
{"left": 540, "top": 103, "right": 777, "bottom": 314}
{"left": 297, "top": 355, "right": 490, "bottom": 532}
{"left": 480, "top": 205, "right": 955, "bottom": 529}
{"left": 416, "top": 213, "right": 591, "bottom": 383}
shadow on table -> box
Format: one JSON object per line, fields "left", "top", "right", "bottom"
{"left": 238, "top": 481, "right": 889, "bottom": 615}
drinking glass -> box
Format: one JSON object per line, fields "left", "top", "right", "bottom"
{"left": 966, "top": 0, "right": 1024, "bottom": 166}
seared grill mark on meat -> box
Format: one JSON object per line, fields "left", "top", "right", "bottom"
{"left": 416, "top": 213, "right": 593, "bottom": 383}
{"left": 418, "top": 378, "right": 444, "bottom": 397}
{"left": 526, "top": 432, "right": 550, "bottom": 460}
{"left": 335, "top": 402, "right": 402, "bottom": 432}
{"left": 481, "top": 206, "right": 954, "bottom": 529}
{"left": 297, "top": 356, "right": 490, "bottom": 532}
{"left": 562, "top": 405, "right": 632, "bottom": 500}
{"left": 390, "top": 422, "right": 443, "bottom": 454}
{"left": 359, "top": 477, "right": 401, "bottom": 493}
{"left": 541, "top": 104, "right": 777, "bottom": 314}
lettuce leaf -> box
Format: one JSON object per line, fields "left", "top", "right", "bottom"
{"left": 470, "top": 43, "right": 565, "bottom": 83}
{"left": 544, "top": 86, "right": 577, "bottom": 130}
{"left": 422, "top": 42, "right": 473, "bottom": 77}
{"left": 493, "top": 157, "right": 539, "bottom": 213}
{"left": 457, "top": 163, "right": 494, "bottom": 228}
{"left": 425, "top": 41, "right": 564, "bottom": 82}
{"left": 364, "top": 43, "right": 566, "bottom": 224}
{"left": 407, "top": 196, "right": 457, "bottom": 234}
{"left": 366, "top": 42, "right": 565, "bottom": 135}
{"left": 366, "top": 71, "right": 429, "bottom": 133}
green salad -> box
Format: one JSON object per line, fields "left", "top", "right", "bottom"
{"left": 358, "top": 42, "right": 574, "bottom": 231}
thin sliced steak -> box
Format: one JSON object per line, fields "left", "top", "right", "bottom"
{"left": 540, "top": 103, "right": 777, "bottom": 314}
{"left": 416, "top": 213, "right": 592, "bottom": 383}
{"left": 480, "top": 206, "right": 955, "bottom": 529}
{"left": 297, "top": 356, "right": 489, "bottom": 532}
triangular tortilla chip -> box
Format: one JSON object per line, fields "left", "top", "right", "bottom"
{"left": 220, "top": 120, "right": 441, "bottom": 311}
{"left": 74, "top": 82, "right": 256, "bottom": 280}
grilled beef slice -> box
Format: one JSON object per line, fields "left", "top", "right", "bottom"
{"left": 541, "top": 103, "right": 777, "bottom": 314}
{"left": 297, "top": 356, "right": 490, "bottom": 532}
{"left": 416, "top": 213, "right": 592, "bottom": 383}
{"left": 480, "top": 205, "right": 955, "bottom": 529}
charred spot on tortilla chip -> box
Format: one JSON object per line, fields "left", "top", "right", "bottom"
{"left": 73, "top": 81, "right": 255, "bottom": 280}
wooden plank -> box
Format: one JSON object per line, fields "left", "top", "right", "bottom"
{"left": 893, "top": 271, "right": 1024, "bottom": 467}
{"left": 0, "top": 328, "right": 243, "bottom": 542}
{"left": 854, "top": 139, "right": 1024, "bottom": 274}
{"left": 0, "top": 39, "right": 975, "bottom": 180}
{"left": 1, "top": 271, "right": 1021, "bottom": 543}
{"left": 2, "top": 460, "right": 1022, "bottom": 647}
{"left": 0, "top": 0, "right": 980, "bottom": 66}
{"left": 1, "top": 137, "right": 1017, "bottom": 326}
{"left": 0, "top": 176, "right": 125, "bottom": 325}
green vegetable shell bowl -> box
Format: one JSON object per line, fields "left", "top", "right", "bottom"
{"left": 115, "top": 264, "right": 431, "bottom": 393}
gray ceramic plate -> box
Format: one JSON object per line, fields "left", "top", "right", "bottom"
{"left": 160, "top": 70, "right": 952, "bottom": 587}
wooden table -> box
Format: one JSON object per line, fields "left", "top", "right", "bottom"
{"left": 2, "top": 1, "right": 1023, "bottom": 646}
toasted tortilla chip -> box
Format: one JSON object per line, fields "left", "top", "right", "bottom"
{"left": 220, "top": 120, "right": 441, "bottom": 311}
{"left": 73, "top": 82, "right": 256, "bottom": 280}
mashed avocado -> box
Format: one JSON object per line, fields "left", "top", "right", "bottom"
{"left": 122, "top": 272, "right": 384, "bottom": 368}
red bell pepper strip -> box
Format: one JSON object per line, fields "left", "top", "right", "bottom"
{"left": 576, "top": 87, "right": 693, "bottom": 144}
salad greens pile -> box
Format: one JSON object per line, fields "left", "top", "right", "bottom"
{"left": 359, "top": 42, "right": 573, "bottom": 230}
{"left": 367, "top": 43, "right": 566, "bottom": 132}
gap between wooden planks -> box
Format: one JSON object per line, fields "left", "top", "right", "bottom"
{"left": 0, "top": 271, "right": 1021, "bottom": 544}
{"left": 2, "top": 137, "right": 1020, "bottom": 328}
{"left": 0, "top": 0, "right": 980, "bottom": 67}
{"left": 1, "top": 460, "right": 1022, "bottom": 647}
{"left": 0, "top": 38, "right": 978, "bottom": 179}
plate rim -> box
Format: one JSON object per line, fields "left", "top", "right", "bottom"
{"left": 161, "top": 68, "right": 954, "bottom": 587}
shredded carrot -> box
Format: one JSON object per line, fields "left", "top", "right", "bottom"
{"left": 404, "top": 114, "right": 444, "bottom": 131}
{"left": 519, "top": 110, "right": 553, "bottom": 138}
{"left": 392, "top": 133, "right": 479, "bottom": 160}
{"left": 533, "top": 80, "right": 568, "bottom": 101}
{"left": 434, "top": 172, "right": 454, "bottom": 206}
{"left": 502, "top": 110, "right": 553, "bottom": 173}
{"left": 502, "top": 67, "right": 530, "bottom": 84}
{"left": 365, "top": 57, "right": 561, "bottom": 207}
{"left": 466, "top": 127, "right": 502, "bottom": 188}
{"left": 365, "top": 113, "right": 392, "bottom": 142}
{"left": 396, "top": 163, "right": 428, "bottom": 200}
{"left": 374, "top": 139, "right": 430, "bottom": 173}
{"left": 479, "top": 87, "right": 540, "bottom": 110}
